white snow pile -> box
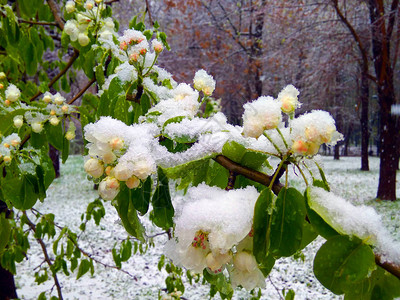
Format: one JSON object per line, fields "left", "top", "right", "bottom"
{"left": 308, "top": 186, "right": 400, "bottom": 265}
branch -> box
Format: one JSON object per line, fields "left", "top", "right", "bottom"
{"left": 213, "top": 155, "right": 284, "bottom": 195}
{"left": 145, "top": 0, "right": 154, "bottom": 25}
{"left": 18, "top": 19, "right": 58, "bottom": 26}
{"left": 30, "top": 49, "right": 80, "bottom": 102}
{"left": 105, "top": 0, "right": 120, "bottom": 4}
{"left": 46, "top": 0, "right": 64, "bottom": 30}
{"left": 375, "top": 255, "right": 400, "bottom": 280}
{"left": 23, "top": 212, "right": 64, "bottom": 300}
{"left": 68, "top": 77, "right": 96, "bottom": 105}
{"left": 225, "top": 171, "right": 237, "bottom": 190}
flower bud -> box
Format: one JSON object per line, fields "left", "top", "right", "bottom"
{"left": 233, "top": 251, "right": 258, "bottom": 272}
{"left": 129, "top": 52, "right": 139, "bottom": 63}
{"left": 152, "top": 40, "right": 163, "bottom": 53}
{"left": 102, "top": 151, "right": 116, "bottom": 164}
{"left": 61, "top": 105, "right": 69, "bottom": 113}
{"left": 65, "top": 0, "right": 75, "bottom": 13}
{"left": 85, "top": 0, "right": 94, "bottom": 10}
{"left": 0, "top": 83, "right": 3, "bottom": 89}
{"left": 126, "top": 176, "right": 140, "bottom": 189}
{"left": 49, "top": 116, "right": 60, "bottom": 126}
{"left": 0, "top": 72, "right": 6, "bottom": 80}
{"left": 5, "top": 84, "right": 21, "bottom": 102}
{"left": 65, "top": 131, "right": 75, "bottom": 140}
{"left": 291, "top": 140, "right": 308, "bottom": 155}
{"left": 43, "top": 94, "right": 52, "bottom": 103}
{"left": 3, "top": 155, "right": 12, "bottom": 165}
{"left": 120, "top": 41, "right": 128, "bottom": 51}
{"left": 54, "top": 95, "right": 64, "bottom": 105}
{"left": 10, "top": 139, "right": 20, "bottom": 148}
{"left": 95, "top": 0, "right": 102, "bottom": 3}
{"left": 50, "top": 110, "right": 57, "bottom": 116}
{"left": 140, "top": 48, "right": 147, "bottom": 56}
{"left": 4, "top": 100, "right": 11, "bottom": 107}
{"left": 78, "top": 33, "right": 90, "bottom": 46}
{"left": 133, "top": 159, "right": 154, "bottom": 180}
{"left": 3, "top": 143, "right": 9, "bottom": 148}
{"left": 105, "top": 166, "right": 113, "bottom": 176}
{"left": 113, "top": 163, "right": 133, "bottom": 181}
{"left": 84, "top": 158, "right": 104, "bottom": 178}
{"left": 32, "top": 122, "right": 44, "bottom": 133}
{"left": 98, "top": 176, "right": 120, "bottom": 201}
{"left": 13, "top": 115, "right": 23, "bottom": 128}
{"left": 109, "top": 137, "right": 124, "bottom": 150}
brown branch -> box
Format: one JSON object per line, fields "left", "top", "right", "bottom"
{"left": 213, "top": 155, "right": 284, "bottom": 195}
{"left": 68, "top": 77, "right": 96, "bottom": 105}
{"left": 375, "top": 255, "right": 400, "bottom": 280}
{"left": 145, "top": 0, "right": 154, "bottom": 25}
{"left": 46, "top": 0, "right": 64, "bottom": 30}
{"left": 225, "top": 171, "right": 237, "bottom": 191}
{"left": 18, "top": 19, "right": 58, "bottom": 26}
{"left": 23, "top": 212, "right": 64, "bottom": 300}
{"left": 105, "top": 0, "right": 120, "bottom": 4}
{"left": 30, "top": 49, "right": 80, "bottom": 102}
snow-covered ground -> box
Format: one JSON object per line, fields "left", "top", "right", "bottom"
{"left": 15, "top": 155, "right": 400, "bottom": 299}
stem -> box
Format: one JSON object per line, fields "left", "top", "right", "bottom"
{"left": 23, "top": 212, "right": 64, "bottom": 300}
{"left": 46, "top": 0, "right": 64, "bottom": 30}
{"left": 225, "top": 171, "right": 237, "bottom": 190}
{"left": 294, "top": 162, "right": 309, "bottom": 186}
{"left": 142, "top": 53, "right": 159, "bottom": 77}
{"left": 276, "top": 127, "right": 288, "bottom": 149}
{"left": 30, "top": 49, "right": 80, "bottom": 102}
{"left": 145, "top": 0, "right": 154, "bottom": 25}
{"left": 263, "top": 132, "right": 282, "bottom": 156}
{"left": 18, "top": 19, "right": 58, "bottom": 26}
{"left": 68, "top": 78, "right": 96, "bottom": 105}
{"left": 213, "top": 155, "right": 284, "bottom": 195}
{"left": 268, "top": 158, "right": 286, "bottom": 190}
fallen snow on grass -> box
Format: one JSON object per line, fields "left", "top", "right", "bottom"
{"left": 15, "top": 155, "right": 400, "bottom": 299}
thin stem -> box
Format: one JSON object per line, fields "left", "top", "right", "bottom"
{"left": 145, "top": 0, "right": 154, "bottom": 25}
{"left": 294, "top": 162, "right": 309, "bottom": 186}
{"left": 30, "top": 49, "right": 80, "bottom": 102}
{"left": 225, "top": 171, "right": 237, "bottom": 190}
{"left": 23, "top": 212, "right": 64, "bottom": 300}
{"left": 68, "top": 77, "right": 96, "bottom": 105}
{"left": 142, "top": 53, "right": 159, "bottom": 77}
{"left": 276, "top": 127, "right": 288, "bottom": 149}
{"left": 263, "top": 132, "right": 282, "bottom": 156}
{"left": 268, "top": 158, "right": 286, "bottom": 190}
{"left": 18, "top": 19, "right": 58, "bottom": 26}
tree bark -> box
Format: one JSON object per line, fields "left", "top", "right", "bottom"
{"left": 368, "top": 0, "right": 399, "bottom": 200}
{"left": 360, "top": 70, "right": 370, "bottom": 170}
{"left": 0, "top": 200, "right": 17, "bottom": 300}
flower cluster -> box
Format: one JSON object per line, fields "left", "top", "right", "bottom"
{"left": 193, "top": 69, "right": 216, "bottom": 96}
{"left": 0, "top": 133, "right": 21, "bottom": 164}
{"left": 165, "top": 184, "right": 265, "bottom": 290}
{"left": 84, "top": 117, "right": 159, "bottom": 201}
{"left": 241, "top": 85, "right": 342, "bottom": 157}
{"left": 63, "top": 0, "right": 114, "bottom": 47}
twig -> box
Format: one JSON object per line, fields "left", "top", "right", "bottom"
{"left": 267, "top": 276, "right": 284, "bottom": 300}
{"left": 105, "top": 0, "right": 120, "bottom": 4}
{"left": 145, "top": 0, "right": 154, "bottom": 25}
{"left": 67, "top": 235, "right": 138, "bottom": 280}
{"left": 23, "top": 212, "right": 64, "bottom": 300}
{"left": 146, "top": 231, "right": 170, "bottom": 239}
{"left": 213, "top": 155, "right": 284, "bottom": 195}
{"left": 225, "top": 171, "right": 236, "bottom": 190}
{"left": 375, "top": 255, "right": 400, "bottom": 280}
{"left": 68, "top": 77, "right": 96, "bottom": 105}
{"left": 46, "top": 0, "right": 65, "bottom": 30}
{"left": 30, "top": 49, "right": 80, "bottom": 102}
{"left": 18, "top": 19, "right": 58, "bottom": 26}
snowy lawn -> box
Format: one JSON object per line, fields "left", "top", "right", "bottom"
{"left": 15, "top": 155, "right": 400, "bottom": 299}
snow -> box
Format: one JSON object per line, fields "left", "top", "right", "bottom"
{"left": 14, "top": 155, "right": 400, "bottom": 299}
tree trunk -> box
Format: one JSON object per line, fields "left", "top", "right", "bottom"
{"left": 360, "top": 70, "right": 370, "bottom": 170}
{"left": 0, "top": 200, "right": 17, "bottom": 300}
{"left": 368, "top": 0, "right": 399, "bottom": 200}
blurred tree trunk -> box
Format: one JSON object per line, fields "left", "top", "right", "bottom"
{"left": 0, "top": 200, "right": 17, "bottom": 300}
{"left": 368, "top": 0, "right": 399, "bottom": 200}
{"left": 360, "top": 70, "right": 370, "bottom": 170}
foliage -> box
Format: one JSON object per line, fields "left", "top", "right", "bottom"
{"left": 0, "top": 1, "right": 399, "bottom": 300}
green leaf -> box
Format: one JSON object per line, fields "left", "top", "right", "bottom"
{"left": 62, "top": 137, "right": 70, "bottom": 164}
{"left": 314, "top": 235, "right": 376, "bottom": 295}
{"left": 222, "top": 140, "right": 246, "bottom": 163}
{"left": 121, "top": 240, "right": 132, "bottom": 262}
{"left": 131, "top": 177, "right": 152, "bottom": 215}
{"left": 253, "top": 187, "right": 273, "bottom": 264}
{"left": 0, "top": 213, "right": 11, "bottom": 254}
{"left": 110, "top": 95, "right": 128, "bottom": 123}
{"left": 45, "top": 122, "right": 63, "bottom": 150}
{"left": 222, "top": 141, "right": 267, "bottom": 170}
{"left": 115, "top": 184, "right": 145, "bottom": 241}
{"left": 203, "top": 270, "right": 233, "bottom": 299}
{"left": 76, "top": 259, "right": 91, "bottom": 280}
{"left": 305, "top": 187, "right": 339, "bottom": 239}
{"left": 269, "top": 187, "right": 306, "bottom": 257}
{"left": 150, "top": 168, "right": 174, "bottom": 230}
{"left": 95, "top": 64, "right": 105, "bottom": 87}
